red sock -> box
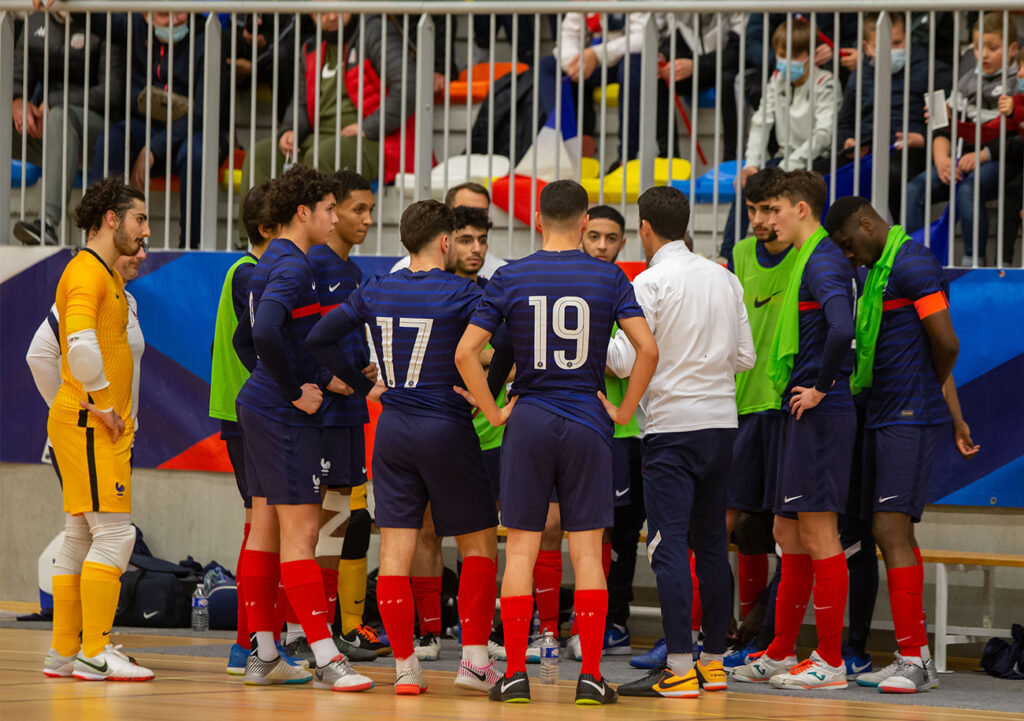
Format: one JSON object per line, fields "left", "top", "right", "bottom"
{"left": 533, "top": 550, "right": 562, "bottom": 636}
{"left": 811, "top": 553, "right": 848, "bottom": 668}
{"left": 601, "top": 542, "right": 612, "bottom": 579}
{"left": 377, "top": 575, "right": 416, "bottom": 659}
{"left": 235, "top": 523, "right": 251, "bottom": 648}
{"left": 281, "top": 560, "right": 331, "bottom": 644}
{"left": 458, "top": 556, "right": 497, "bottom": 646}
{"left": 765, "top": 553, "right": 814, "bottom": 660}
{"left": 912, "top": 546, "right": 923, "bottom": 567}
{"left": 575, "top": 589, "right": 608, "bottom": 680}
{"left": 240, "top": 549, "right": 279, "bottom": 633}
{"left": 911, "top": 547, "right": 927, "bottom": 648}
{"left": 501, "top": 595, "right": 534, "bottom": 677}
{"left": 690, "top": 552, "right": 702, "bottom": 631}
{"left": 321, "top": 566, "right": 339, "bottom": 630}
{"left": 738, "top": 552, "right": 769, "bottom": 619}
{"left": 887, "top": 563, "right": 925, "bottom": 657}
{"left": 272, "top": 583, "right": 288, "bottom": 641}
{"left": 410, "top": 576, "right": 443, "bottom": 635}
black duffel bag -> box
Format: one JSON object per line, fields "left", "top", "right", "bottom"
{"left": 114, "top": 553, "right": 200, "bottom": 628}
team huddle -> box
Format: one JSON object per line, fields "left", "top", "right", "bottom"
{"left": 38, "top": 161, "right": 976, "bottom": 705}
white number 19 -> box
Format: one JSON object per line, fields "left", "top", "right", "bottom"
{"left": 527, "top": 296, "right": 590, "bottom": 370}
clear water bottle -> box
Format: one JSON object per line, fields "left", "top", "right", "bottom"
{"left": 191, "top": 584, "right": 209, "bottom": 632}
{"left": 539, "top": 630, "right": 559, "bottom": 684}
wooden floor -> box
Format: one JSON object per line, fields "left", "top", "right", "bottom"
{"left": 1, "top": 628, "right": 1019, "bottom": 721}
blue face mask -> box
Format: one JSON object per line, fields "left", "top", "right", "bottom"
{"left": 1016, "top": 76, "right": 1024, "bottom": 94}
{"left": 890, "top": 49, "right": 907, "bottom": 75}
{"left": 775, "top": 58, "right": 805, "bottom": 83}
{"left": 154, "top": 23, "right": 188, "bottom": 44}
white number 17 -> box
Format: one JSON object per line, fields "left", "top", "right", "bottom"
{"left": 528, "top": 296, "right": 590, "bottom": 370}
{"left": 375, "top": 317, "right": 433, "bottom": 388}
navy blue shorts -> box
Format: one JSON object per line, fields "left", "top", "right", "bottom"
{"left": 612, "top": 437, "right": 641, "bottom": 508}
{"left": 499, "top": 403, "right": 612, "bottom": 532}
{"left": 482, "top": 446, "right": 502, "bottom": 502}
{"left": 321, "top": 425, "right": 367, "bottom": 489}
{"left": 225, "top": 435, "right": 251, "bottom": 509}
{"left": 774, "top": 410, "right": 856, "bottom": 518}
{"left": 727, "top": 412, "right": 782, "bottom": 513}
{"left": 372, "top": 409, "right": 497, "bottom": 537}
{"left": 237, "top": 404, "right": 322, "bottom": 506}
{"left": 862, "top": 423, "right": 946, "bottom": 522}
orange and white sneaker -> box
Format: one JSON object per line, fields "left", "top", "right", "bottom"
{"left": 731, "top": 651, "right": 798, "bottom": 683}
{"left": 394, "top": 658, "right": 428, "bottom": 695}
{"left": 696, "top": 659, "right": 728, "bottom": 691}
{"left": 770, "top": 651, "right": 848, "bottom": 690}
{"left": 72, "top": 645, "right": 154, "bottom": 682}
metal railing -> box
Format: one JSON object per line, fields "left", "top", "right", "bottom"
{"left": 2, "top": 2, "right": 1022, "bottom": 267}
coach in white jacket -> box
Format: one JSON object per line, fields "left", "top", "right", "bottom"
{"left": 608, "top": 186, "right": 754, "bottom": 697}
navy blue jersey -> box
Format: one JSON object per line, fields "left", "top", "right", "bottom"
{"left": 309, "top": 245, "right": 370, "bottom": 428}
{"left": 231, "top": 253, "right": 258, "bottom": 322}
{"left": 470, "top": 249, "right": 644, "bottom": 441}
{"left": 236, "top": 238, "right": 324, "bottom": 427}
{"left": 865, "top": 242, "right": 951, "bottom": 428}
{"left": 785, "top": 239, "right": 855, "bottom": 414}
{"left": 340, "top": 268, "right": 482, "bottom": 421}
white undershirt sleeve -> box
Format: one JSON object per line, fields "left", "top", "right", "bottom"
{"left": 66, "top": 328, "right": 111, "bottom": 397}
{"left": 26, "top": 312, "right": 62, "bottom": 407}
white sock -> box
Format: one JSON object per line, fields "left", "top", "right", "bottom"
{"left": 255, "top": 632, "right": 278, "bottom": 662}
{"left": 310, "top": 638, "right": 341, "bottom": 667}
{"left": 691, "top": 629, "right": 701, "bottom": 645}
{"left": 920, "top": 645, "right": 931, "bottom": 662}
{"left": 667, "top": 653, "right": 694, "bottom": 677}
{"left": 285, "top": 623, "right": 305, "bottom": 645}
{"left": 462, "top": 644, "right": 489, "bottom": 667}
{"left": 700, "top": 651, "right": 724, "bottom": 665}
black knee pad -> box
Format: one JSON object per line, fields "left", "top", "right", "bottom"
{"left": 340, "top": 509, "right": 371, "bottom": 560}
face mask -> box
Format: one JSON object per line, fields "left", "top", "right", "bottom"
{"left": 1017, "top": 77, "right": 1024, "bottom": 94}
{"left": 154, "top": 23, "right": 189, "bottom": 44}
{"left": 890, "top": 49, "right": 907, "bottom": 75}
{"left": 775, "top": 58, "right": 805, "bottom": 83}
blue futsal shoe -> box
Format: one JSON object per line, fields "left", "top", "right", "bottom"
{"left": 603, "top": 624, "right": 633, "bottom": 655}
{"left": 226, "top": 643, "right": 249, "bottom": 675}
{"left": 843, "top": 645, "right": 873, "bottom": 677}
{"left": 629, "top": 638, "right": 667, "bottom": 669}
{"left": 724, "top": 641, "right": 760, "bottom": 670}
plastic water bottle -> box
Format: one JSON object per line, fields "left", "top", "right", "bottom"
{"left": 539, "top": 631, "right": 559, "bottom": 684}
{"left": 191, "top": 584, "right": 209, "bottom": 632}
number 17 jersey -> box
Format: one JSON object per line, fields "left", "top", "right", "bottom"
{"left": 470, "top": 249, "right": 645, "bottom": 442}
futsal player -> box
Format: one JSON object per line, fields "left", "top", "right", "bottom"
{"left": 455, "top": 180, "right": 659, "bottom": 705}
{"left": 44, "top": 177, "right": 153, "bottom": 681}
{"left": 307, "top": 200, "right": 502, "bottom": 696}
{"left": 825, "top": 197, "right": 980, "bottom": 693}
{"left": 733, "top": 170, "right": 856, "bottom": 690}
{"left": 234, "top": 165, "right": 372, "bottom": 691}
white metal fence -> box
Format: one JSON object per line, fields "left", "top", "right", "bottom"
{"left": 2, "top": 2, "right": 1022, "bottom": 267}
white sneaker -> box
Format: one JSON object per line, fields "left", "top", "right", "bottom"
{"left": 313, "top": 654, "right": 374, "bottom": 692}
{"left": 877, "top": 657, "right": 939, "bottom": 694}
{"left": 244, "top": 652, "right": 313, "bottom": 685}
{"left": 487, "top": 640, "right": 506, "bottom": 661}
{"left": 72, "top": 645, "right": 154, "bottom": 682}
{"left": 769, "top": 651, "right": 848, "bottom": 690}
{"left": 856, "top": 652, "right": 905, "bottom": 687}
{"left": 731, "top": 651, "right": 797, "bottom": 683}
{"left": 454, "top": 659, "right": 502, "bottom": 692}
{"left": 395, "top": 659, "right": 428, "bottom": 695}
{"left": 414, "top": 633, "right": 441, "bottom": 662}
{"left": 525, "top": 635, "right": 543, "bottom": 664}
{"left": 565, "top": 634, "right": 583, "bottom": 661}
{"left": 43, "top": 648, "right": 77, "bottom": 678}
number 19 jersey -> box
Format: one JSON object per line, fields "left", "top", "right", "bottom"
{"left": 470, "top": 249, "right": 645, "bottom": 441}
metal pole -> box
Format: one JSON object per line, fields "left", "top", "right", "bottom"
{"left": 184, "top": 13, "right": 196, "bottom": 245}
{"left": 638, "top": 13, "right": 658, "bottom": 194}
{"left": 414, "top": 14, "right": 435, "bottom": 201}
{"left": 871, "top": 12, "right": 891, "bottom": 211}
{"left": 313, "top": 19, "right": 323, "bottom": 170}
{"left": 923, "top": 10, "right": 934, "bottom": 249}
{"left": 200, "top": 13, "right": 222, "bottom": 250}
{"left": 0, "top": 12, "right": 12, "bottom": 241}
{"left": 226, "top": 14, "right": 237, "bottom": 244}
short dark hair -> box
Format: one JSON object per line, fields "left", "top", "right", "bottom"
{"left": 444, "top": 182, "right": 490, "bottom": 208}
{"left": 772, "top": 18, "right": 812, "bottom": 57}
{"left": 539, "top": 180, "right": 589, "bottom": 226}
{"left": 823, "top": 195, "right": 873, "bottom": 237}
{"left": 776, "top": 170, "right": 828, "bottom": 218}
{"left": 864, "top": 12, "right": 905, "bottom": 36}
{"left": 453, "top": 205, "right": 492, "bottom": 233}
{"left": 744, "top": 167, "right": 785, "bottom": 205}
{"left": 264, "top": 164, "right": 338, "bottom": 227}
{"left": 400, "top": 200, "right": 455, "bottom": 253}
{"left": 586, "top": 204, "right": 626, "bottom": 236}
{"left": 74, "top": 176, "right": 145, "bottom": 234}
{"left": 241, "top": 181, "right": 273, "bottom": 245}
{"left": 334, "top": 169, "right": 372, "bottom": 203}
{"left": 637, "top": 186, "right": 690, "bottom": 240}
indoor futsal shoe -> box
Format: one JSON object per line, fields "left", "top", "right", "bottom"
{"left": 244, "top": 652, "right": 313, "bottom": 685}
{"left": 856, "top": 652, "right": 907, "bottom": 687}
{"left": 72, "top": 645, "right": 155, "bottom": 682}
{"left": 394, "top": 660, "right": 429, "bottom": 695}
{"left": 696, "top": 659, "right": 729, "bottom": 691}
{"left": 769, "top": 651, "right": 848, "bottom": 690}
{"left": 842, "top": 645, "right": 873, "bottom": 677}
{"left": 603, "top": 623, "right": 633, "bottom": 655}
{"left": 488, "top": 639, "right": 507, "bottom": 661}
{"left": 454, "top": 659, "right": 502, "bottom": 692}
{"left": 574, "top": 673, "right": 619, "bottom": 705}
{"left": 629, "top": 637, "right": 667, "bottom": 669}
{"left": 565, "top": 633, "right": 583, "bottom": 661}
{"left": 414, "top": 632, "right": 441, "bottom": 661}
{"left": 724, "top": 641, "right": 760, "bottom": 669}
{"left": 489, "top": 670, "right": 531, "bottom": 703}
{"left": 731, "top": 651, "right": 797, "bottom": 683}
{"left": 313, "top": 654, "right": 374, "bottom": 692}
{"left": 875, "top": 657, "right": 938, "bottom": 694}
{"left": 42, "top": 648, "right": 77, "bottom": 678}
{"left": 283, "top": 637, "right": 316, "bottom": 665}
{"left": 342, "top": 624, "right": 392, "bottom": 656}
{"left": 617, "top": 667, "right": 698, "bottom": 698}
{"left": 333, "top": 634, "right": 379, "bottom": 663}
{"left": 226, "top": 643, "right": 249, "bottom": 675}
{"left": 276, "top": 641, "right": 310, "bottom": 669}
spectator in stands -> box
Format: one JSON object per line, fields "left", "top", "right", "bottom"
{"left": 837, "top": 13, "right": 930, "bottom": 222}
{"left": 998, "top": 47, "right": 1024, "bottom": 265}
{"left": 905, "top": 13, "right": 1020, "bottom": 266}
{"left": 237, "top": 12, "right": 415, "bottom": 245}
{"left": 722, "top": 19, "right": 838, "bottom": 260}
{"left": 225, "top": 14, "right": 304, "bottom": 122}
{"left": 92, "top": 12, "right": 225, "bottom": 249}
{"left": 471, "top": 14, "right": 545, "bottom": 67}
{"left": 12, "top": 11, "right": 126, "bottom": 245}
